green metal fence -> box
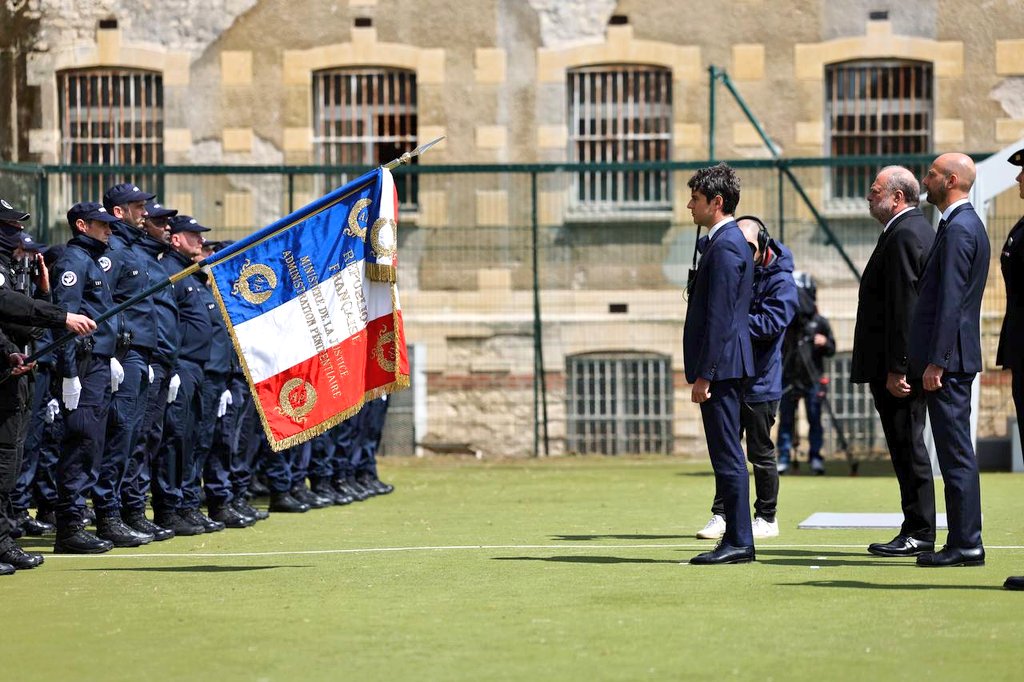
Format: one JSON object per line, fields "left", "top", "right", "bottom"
{"left": 0, "top": 157, "right": 1016, "bottom": 456}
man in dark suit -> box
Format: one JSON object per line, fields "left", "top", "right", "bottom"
{"left": 999, "top": 148, "right": 1024, "bottom": 590}
{"left": 852, "top": 166, "right": 937, "bottom": 558}
{"left": 682, "top": 163, "right": 756, "bottom": 565}
{"left": 909, "top": 153, "right": 990, "bottom": 567}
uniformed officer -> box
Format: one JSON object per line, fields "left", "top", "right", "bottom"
{"left": 1000, "top": 148, "right": 1024, "bottom": 591}
{"left": 0, "top": 200, "right": 98, "bottom": 570}
{"left": 152, "top": 215, "right": 220, "bottom": 535}
{"left": 121, "top": 201, "right": 179, "bottom": 541}
{"left": 352, "top": 396, "right": 395, "bottom": 495}
{"left": 189, "top": 240, "right": 253, "bottom": 528}
{"left": 84, "top": 182, "right": 162, "bottom": 548}
{"left": 50, "top": 202, "right": 121, "bottom": 554}
{"left": 224, "top": 358, "right": 268, "bottom": 521}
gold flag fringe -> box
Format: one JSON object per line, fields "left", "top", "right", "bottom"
{"left": 366, "top": 262, "right": 397, "bottom": 283}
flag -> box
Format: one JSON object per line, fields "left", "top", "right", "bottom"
{"left": 205, "top": 168, "right": 409, "bottom": 451}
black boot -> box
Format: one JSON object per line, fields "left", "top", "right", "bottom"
{"left": 154, "top": 511, "right": 205, "bottom": 537}
{"left": 36, "top": 509, "right": 56, "bottom": 526}
{"left": 0, "top": 561, "right": 13, "bottom": 575}
{"left": 335, "top": 476, "right": 372, "bottom": 502}
{"left": 0, "top": 537, "right": 44, "bottom": 569}
{"left": 231, "top": 497, "right": 268, "bottom": 522}
{"left": 54, "top": 524, "right": 114, "bottom": 554}
{"left": 357, "top": 471, "right": 394, "bottom": 495}
{"left": 208, "top": 504, "right": 254, "bottom": 529}
{"left": 96, "top": 514, "right": 154, "bottom": 547}
{"left": 16, "top": 510, "right": 56, "bottom": 536}
{"left": 269, "top": 492, "right": 310, "bottom": 513}
{"left": 312, "top": 479, "right": 353, "bottom": 505}
{"left": 181, "top": 508, "right": 225, "bottom": 533}
{"left": 124, "top": 511, "right": 175, "bottom": 542}
{"left": 291, "top": 484, "right": 332, "bottom": 509}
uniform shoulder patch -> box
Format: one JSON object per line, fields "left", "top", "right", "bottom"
{"left": 61, "top": 271, "right": 78, "bottom": 287}
{"left": 98, "top": 256, "right": 112, "bottom": 272}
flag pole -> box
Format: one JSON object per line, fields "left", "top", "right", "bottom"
{"left": 10, "top": 137, "right": 445, "bottom": 373}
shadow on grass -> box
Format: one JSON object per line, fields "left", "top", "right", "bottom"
{"left": 551, "top": 534, "right": 692, "bottom": 541}
{"left": 80, "top": 565, "right": 311, "bottom": 573}
{"left": 778, "top": 579, "right": 1003, "bottom": 591}
{"left": 493, "top": 555, "right": 680, "bottom": 565}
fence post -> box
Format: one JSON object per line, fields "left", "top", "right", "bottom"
{"left": 777, "top": 164, "right": 785, "bottom": 242}
{"left": 37, "top": 169, "right": 49, "bottom": 244}
{"left": 287, "top": 171, "right": 295, "bottom": 213}
{"left": 531, "top": 171, "right": 550, "bottom": 456}
{"left": 708, "top": 66, "right": 717, "bottom": 162}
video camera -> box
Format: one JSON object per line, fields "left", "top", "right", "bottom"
{"left": 11, "top": 255, "right": 40, "bottom": 295}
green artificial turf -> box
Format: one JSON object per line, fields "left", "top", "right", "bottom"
{"left": 2, "top": 456, "right": 1022, "bottom": 681}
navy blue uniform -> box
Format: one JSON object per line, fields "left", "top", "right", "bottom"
{"left": 909, "top": 201, "right": 990, "bottom": 549}
{"left": 152, "top": 250, "right": 211, "bottom": 516}
{"left": 50, "top": 234, "right": 117, "bottom": 528}
{"left": 683, "top": 220, "right": 754, "bottom": 548}
{"left": 123, "top": 234, "right": 178, "bottom": 514}
{"left": 997, "top": 215, "right": 1024, "bottom": 452}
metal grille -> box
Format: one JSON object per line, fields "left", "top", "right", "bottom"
{"left": 312, "top": 67, "right": 417, "bottom": 207}
{"left": 567, "top": 65, "right": 672, "bottom": 213}
{"left": 823, "top": 352, "right": 884, "bottom": 453}
{"left": 566, "top": 352, "right": 673, "bottom": 454}
{"left": 826, "top": 60, "right": 932, "bottom": 201}
{"left": 57, "top": 68, "right": 163, "bottom": 205}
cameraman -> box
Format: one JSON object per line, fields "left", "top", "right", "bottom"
{"left": 777, "top": 272, "right": 836, "bottom": 474}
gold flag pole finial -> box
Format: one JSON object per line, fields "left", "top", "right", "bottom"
{"left": 382, "top": 136, "right": 445, "bottom": 170}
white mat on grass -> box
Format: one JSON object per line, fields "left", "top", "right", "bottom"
{"left": 798, "top": 512, "right": 948, "bottom": 529}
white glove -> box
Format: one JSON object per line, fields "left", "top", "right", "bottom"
{"left": 148, "top": 364, "right": 155, "bottom": 383}
{"left": 217, "top": 389, "right": 233, "bottom": 418}
{"left": 167, "top": 373, "right": 181, "bottom": 404}
{"left": 62, "top": 376, "right": 82, "bottom": 411}
{"left": 110, "top": 357, "right": 125, "bottom": 393}
{"left": 45, "top": 398, "right": 60, "bottom": 423}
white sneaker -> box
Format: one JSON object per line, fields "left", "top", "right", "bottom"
{"left": 752, "top": 517, "right": 779, "bottom": 539}
{"left": 696, "top": 514, "right": 726, "bottom": 539}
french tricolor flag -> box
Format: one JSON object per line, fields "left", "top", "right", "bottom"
{"left": 206, "top": 168, "right": 409, "bottom": 450}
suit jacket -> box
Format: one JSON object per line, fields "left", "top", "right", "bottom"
{"left": 997, "top": 215, "right": 1024, "bottom": 370}
{"left": 908, "top": 203, "right": 991, "bottom": 377}
{"left": 683, "top": 221, "right": 754, "bottom": 384}
{"left": 850, "top": 207, "right": 935, "bottom": 383}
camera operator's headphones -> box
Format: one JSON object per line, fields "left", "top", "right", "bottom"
{"left": 736, "top": 214, "right": 770, "bottom": 265}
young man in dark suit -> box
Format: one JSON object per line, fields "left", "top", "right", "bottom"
{"left": 999, "top": 148, "right": 1024, "bottom": 590}
{"left": 853, "top": 166, "right": 937, "bottom": 558}
{"left": 909, "top": 153, "right": 990, "bottom": 567}
{"left": 682, "top": 163, "right": 755, "bottom": 565}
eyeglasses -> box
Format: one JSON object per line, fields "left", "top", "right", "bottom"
{"left": 147, "top": 217, "right": 169, "bottom": 227}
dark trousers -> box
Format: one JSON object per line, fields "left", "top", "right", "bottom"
{"left": 152, "top": 359, "right": 203, "bottom": 514}
{"left": 1012, "top": 368, "right": 1024, "bottom": 456}
{"left": 94, "top": 348, "right": 150, "bottom": 515}
{"left": 712, "top": 399, "right": 779, "bottom": 522}
{"left": 187, "top": 372, "right": 233, "bottom": 509}
{"left": 778, "top": 385, "right": 824, "bottom": 463}
{"left": 331, "top": 416, "right": 361, "bottom": 479}
{"left": 700, "top": 379, "right": 753, "bottom": 547}
{"left": 14, "top": 364, "right": 60, "bottom": 513}
{"left": 869, "top": 379, "right": 936, "bottom": 541}
{"left": 55, "top": 356, "right": 112, "bottom": 527}
{"left": 353, "top": 398, "right": 388, "bottom": 475}
{"left": 926, "top": 373, "right": 983, "bottom": 548}
{"left": 308, "top": 432, "right": 336, "bottom": 483}
{"left": 123, "top": 362, "right": 169, "bottom": 513}
{"left": 229, "top": 382, "right": 260, "bottom": 496}
{"left": 264, "top": 441, "right": 303, "bottom": 494}
{"left": 0, "top": 377, "right": 31, "bottom": 542}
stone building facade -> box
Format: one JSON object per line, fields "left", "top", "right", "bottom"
{"left": 2, "top": 0, "right": 1023, "bottom": 456}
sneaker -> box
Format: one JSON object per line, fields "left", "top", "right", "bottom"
{"left": 752, "top": 516, "right": 780, "bottom": 539}
{"left": 696, "top": 514, "right": 726, "bottom": 540}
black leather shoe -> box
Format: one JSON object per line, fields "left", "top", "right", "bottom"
{"left": 0, "top": 539, "right": 45, "bottom": 569}
{"left": 313, "top": 481, "right": 353, "bottom": 505}
{"left": 209, "top": 505, "right": 254, "bottom": 529}
{"left": 688, "top": 543, "right": 756, "bottom": 565}
{"left": 36, "top": 510, "right": 56, "bottom": 526}
{"left": 868, "top": 535, "right": 934, "bottom": 557}
{"left": 269, "top": 492, "right": 310, "bottom": 513}
{"left": 124, "top": 512, "right": 175, "bottom": 542}
{"left": 154, "top": 512, "right": 205, "bottom": 537}
{"left": 248, "top": 478, "right": 271, "bottom": 498}
{"left": 357, "top": 472, "right": 394, "bottom": 495}
{"left": 181, "top": 508, "right": 225, "bottom": 533}
{"left": 917, "top": 545, "right": 985, "bottom": 567}
{"left": 344, "top": 476, "right": 376, "bottom": 501}
{"left": 332, "top": 478, "right": 369, "bottom": 502}
{"left": 54, "top": 526, "right": 114, "bottom": 554}
{"left": 16, "top": 510, "right": 56, "bottom": 536}
{"left": 231, "top": 497, "right": 268, "bottom": 522}
{"left": 96, "top": 515, "right": 154, "bottom": 547}
{"left": 1004, "top": 576, "right": 1024, "bottom": 591}
{"left": 0, "top": 561, "right": 13, "bottom": 575}
{"left": 291, "top": 485, "right": 332, "bottom": 509}
{"left": 82, "top": 505, "right": 96, "bottom": 525}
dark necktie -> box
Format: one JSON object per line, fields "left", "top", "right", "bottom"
{"left": 937, "top": 218, "right": 948, "bottom": 234}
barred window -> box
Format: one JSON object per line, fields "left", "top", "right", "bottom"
{"left": 567, "top": 65, "right": 672, "bottom": 213}
{"left": 312, "top": 68, "right": 417, "bottom": 208}
{"left": 822, "top": 352, "right": 884, "bottom": 454}
{"left": 58, "top": 68, "right": 163, "bottom": 205}
{"left": 566, "top": 352, "right": 673, "bottom": 454}
{"left": 826, "top": 60, "right": 932, "bottom": 202}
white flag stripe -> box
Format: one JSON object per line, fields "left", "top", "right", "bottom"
{"left": 235, "top": 259, "right": 398, "bottom": 383}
